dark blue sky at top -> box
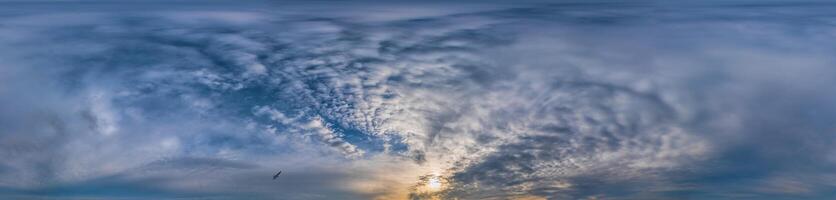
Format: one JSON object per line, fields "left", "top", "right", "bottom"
{"left": 1, "top": 1, "right": 835, "bottom": 200}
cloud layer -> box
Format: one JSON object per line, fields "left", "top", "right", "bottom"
{"left": 1, "top": 1, "right": 836, "bottom": 199}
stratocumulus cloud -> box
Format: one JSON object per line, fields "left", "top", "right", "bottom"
{"left": 1, "top": 1, "right": 836, "bottom": 200}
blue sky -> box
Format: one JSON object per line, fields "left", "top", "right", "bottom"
{"left": 1, "top": 1, "right": 836, "bottom": 199}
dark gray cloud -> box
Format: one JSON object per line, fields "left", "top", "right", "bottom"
{"left": 1, "top": 1, "right": 836, "bottom": 200}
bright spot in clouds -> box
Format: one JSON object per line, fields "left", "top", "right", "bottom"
{"left": 427, "top": 176, "right": 442, "bottom": 191}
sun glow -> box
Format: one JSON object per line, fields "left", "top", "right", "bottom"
{"left": 415, "top": 173, "right": 447, "bottom": 194}
{"left": 427, "top": 176, "right": 442, "bottom": 190}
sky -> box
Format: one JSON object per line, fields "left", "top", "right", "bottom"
{"left": 1, "top": 1, "right": 836, "bottom": 200}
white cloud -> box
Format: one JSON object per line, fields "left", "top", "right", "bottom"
{"left": 1, "top": 2, "right": 836, "bottom": 200}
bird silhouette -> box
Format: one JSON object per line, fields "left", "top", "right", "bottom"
{"left": 273, "top": 171, "right": 282, "bottom": 180}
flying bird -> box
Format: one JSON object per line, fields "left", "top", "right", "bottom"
{"left": 273, "top": 171, "right": 282, "bottom": 180}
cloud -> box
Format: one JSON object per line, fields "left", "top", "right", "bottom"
{"left": 1, "top": 1, "right": 836, "bottom": 200}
